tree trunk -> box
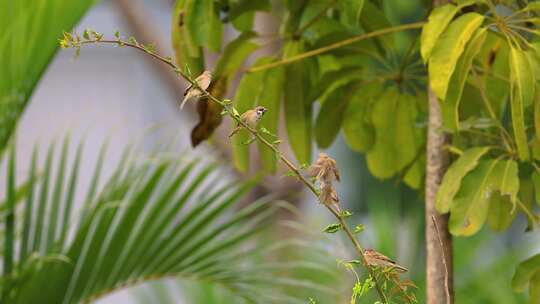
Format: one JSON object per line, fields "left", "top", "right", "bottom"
{"left": 425, "top": 86, "right": 453, "bottom": 304}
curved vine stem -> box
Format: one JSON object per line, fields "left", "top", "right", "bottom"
{"left": 61, "top": 31, "right": 393, "bottom": 303}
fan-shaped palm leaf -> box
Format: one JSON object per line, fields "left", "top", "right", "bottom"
{"left": 1, "top": 137, "right": 334, "bottom": 303}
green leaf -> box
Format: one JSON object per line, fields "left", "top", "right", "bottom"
{"left": 512, "top": 253, "right": 540, "bottom": 292}
{"left": 359, "top": 1, "right": 393, "bottom": 50}
{"left": 3, "top": 138, "right": 331, "bottom": 303}
{"left": 428, "top": 13, "right": 484, "bottom": 99}
{"left": 486, "top": 160, "right": 520, "bottom": 232}
{"left": 342, "top": 84, "right": 381, "bottom": 152}
{"left": 340, "top": 0, "right": 365, "bottom": 28}
{"left": 533, "top": 170, "right": 540, "bottom": 206}
{"left": 231, "top": 12, "right": 255, "bottom": 32}
{"left": 323, "top": 223, "right": 342, "bottom": 233}
{"left": 231, "top": 56, "right": 273, "bottom": 172}
{"left": 448, "top": 159, "right": 518, "bottom": 236}
{"left": 353, "top": 224, "right": 365, "bottom": 234}
{"left": 0, "top": 0, "right": 95, "bottom": 152}
{"left": 487, "top": 193, "right": 516, "bottom": 232}
{"left": 214, "top": 31, "right": 258, "bottom": 78}
{"left": 172, "top": 0, "right": 204, "bottom": 75}
{"left": 227, "top": 0, "right": 270, "bottom": 24}
{"left": 484, "top": 35, "right": 510, "bottom": 120}
{"left": 420, "top": 4, "right": 460, "bottom": 62}
{"left": 535, "top": 85, "right": 540, "bottom": 143}
{"left": 315, "top": 86, "right": 349, "bottom": 148}
{"left": 284, "top": 41, "right": 312, "bottom": 164}
{"left": 366, "top": 90, "right": 420, "bottom": 179}
{"left": 442, "top": 28, "right": 487, "bottom": 131}
{"left": 185, "top": 0, "right": 223, "bottom": 52}
{"left": 257, "top": 62, "right": 285, "bottom": 173}
{"left": 436, "top": 147, "right": 490, "bottom": 213}
{"left": 509, "top": 47, "right": 534, "bottom": 161}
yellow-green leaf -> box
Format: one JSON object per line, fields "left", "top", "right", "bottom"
{"left": 448, "top": 159, "right": 500, "bottom": 236}
{"left": 436, "top": 147, "right": 490, "bottom": 213}
{"left": 429, "top": 13, "right": 484, "bottom": 99}
{"left": 509, "top": 47, "right": 533, "bottom": 161}
{"left": 487, "top": 193, "right": 516, "bottom": 232}
{"left": 487, "top": 159, "right": 520, "bottom": 231}
{"left": 420, "top": 3, "right": 460, "bottom": 62}
{"left": 512, "top": 253, "right": 540, "bottom": 293}
{"left": 442, "top": 28, "right": 487, "bottom": 131}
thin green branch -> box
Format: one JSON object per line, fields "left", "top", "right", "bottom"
{"left": 246, "top": 22, "right": 425, "bottom": 73}
{"left": 63, "top": 33, "right": 391, "bottom": 303}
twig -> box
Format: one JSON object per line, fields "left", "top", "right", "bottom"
{"left": 61, "top": 32, "right": 391, "bottom": 303}
{"left": 431, "top": 215, "right": 450, "bottom": 304}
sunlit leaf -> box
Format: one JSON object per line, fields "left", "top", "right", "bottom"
{"left": 428, "top": 13, "right": 484, "bottom": 99}
{"left": 421, "top": 3, "right": 460, "bottom": 62}
{"left": 442, "top": 28, "right": 487, "bottom": 131}
{"left": 509, "top": 47, "right": 534, "bottom": 161}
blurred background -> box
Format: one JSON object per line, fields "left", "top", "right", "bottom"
{"left": 5, "top": 0, "right": 540, "bottom": 303}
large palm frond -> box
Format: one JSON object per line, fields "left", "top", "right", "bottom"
{"left": 1, "top": 137, "right": 335, "bottom": 303}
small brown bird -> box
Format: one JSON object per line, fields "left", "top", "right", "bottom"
{"left": 319, "top": 181, "right": 340, "bottom": 211}
{"left": 364, "top": 249, "right": 408, "bottom": 273}
{"left": 229, "top": 106, "right": 267, "bottom": 137}
{"left": 179, "top": 70, "right": 213, "bottom": 109}
{"left": 308, "top": 152, "right": 340, "bottom": 183}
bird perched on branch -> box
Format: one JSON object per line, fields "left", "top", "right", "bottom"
{"left": 229, "top": 106, "right": 267, "bottom": 137}
{"left": 179, "top": 70, "right": 212, "bottom": 109}
{"left": 364, "top": 249, "right": 408, "bottom": 273}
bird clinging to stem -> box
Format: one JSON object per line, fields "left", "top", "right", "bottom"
{"left": 229, "top": 106, "right": 267, "bottom": 137}
{"left": 308, "top": 152, "right": 341, "bottom": 183}
{"left": 179, "top": 70, "right": 212, "bottom": 109}
{"left": 308, "top": 152, "right": 342, "bottom": 212}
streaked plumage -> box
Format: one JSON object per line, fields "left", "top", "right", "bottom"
{"left": 308, "top": 152, "right": 340, "bottom": 183}
{"left": 179, "top": 70, "right": 212, "bottom": 109}
{"left": 319, "top": 181, "right": 340, "bottom": 211}
{"left": 229, "top": 106, "right": 267, "bottom": 137}
{"left": 364, "top": 249, "right": 408, "bottom": 273}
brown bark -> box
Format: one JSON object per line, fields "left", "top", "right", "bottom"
{"left": 425, "top": 86, "right": 453, "bottom": 304}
